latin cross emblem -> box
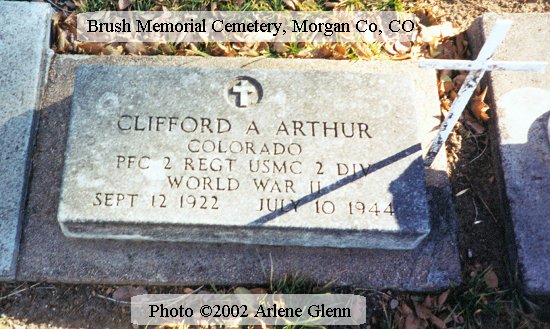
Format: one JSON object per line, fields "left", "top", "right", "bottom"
{"left": 232, "top": 80, "right": 256, "bottom": 108}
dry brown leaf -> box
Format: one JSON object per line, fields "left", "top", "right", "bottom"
{"left": 239, "top": 48, "right": 260, "bottom": 57}
{"left": 52, "top": 11, "right": 62, "bottom": 29}
{"left": 384, "top": 42, "right": 398, "bottom": 55}
{"left": 463, "top": 112, "right": 486, "bottom": 134}
{"left": 124, "top": 42, "right": 161, "bottom": 55}
{"left": 112, "top": 286, "right": 147, "bottom": 302}
{"left": 234, "top": 287, "right": 251, "bottom": 294}
{"left": 64, "top": 13, "right": 78, "bottom": 36}
{"left": 183, "top": 287, "right": 194, "bottom": 294}
{"left": 485, "top": 270, "right": 499, "bottom": 288}
{"left": 430, "top": 314, "right": 447, "bottom": 329}
{"left": 448, "top": 90, "right": 457, "bottom": 101}
{"left": 437, "top": 290, "right": 450, "bottom": 307}
{"left": 399, "top": 302, "right": 414, "bottom": 315}
{"left": 390, "top": 53, "right": 413, "bottom": 61}
{"left": 249, "top": 288, "right": 268, "bottom": 294}
{"left": 334, "top": 43, "right": 346, "bottom": 56}
{"left": 405, "top": 314, "right": 421, "bottom": 329}
{"left": 443, "top": 80, "right": 454, "bottom": 94}
{"left": 439, "top": 40, "right": 459, "bottom": 59}
{"left": 440, "top": 98, "right": 451, "bottom": 112}
{"left": 257, "top": 42, "right": 269, "bottom": 52}
{"left": 414, "top": 302, "right": 433, "bottom": 320}
{"left": 118, "top": 0, "right": 131, "bottom": 10}
{"left": 428, "top": 39, "right": 441, "bottom": 58}
{"left": 312, "top": 45, "right": 332, "bottom": 58}
{"left": 77, "top": 42, "right": 107, "bottom": 54}
{"left": 394, "top": 41, "right": 411, "bottom": 55}
{"left": 210, "top": 43, "right": 237, "bottom": 56}
{"left": 282, "top": 0, "right": 296, "bottom": 9}
{"left": 271, "top": 43, "right": 288, "bottom": 53}
{"left": 350, "top": 43, "right": 372, "bottom": 59}
{"left": 415, "top": 5, "right": 444, "bottom": 26}
{"left": 438, "top": 74, "right": 453, "bottom": 96}
{"left": 452, "top": 313, "right": 464, "bottom": 324}
{"left": 437, "top": 80, "right": 446, "bottom": 97}
{"left": 453, "top": 72, "right": 468, "bottom": 88}
{"left": 422, "top": 295, "right": 434, "bottom": 308}
{"left": 470, "top": 86, "right": 490, "bottom": 122}
{"left": 57, "top": 29, "right": 70, "bottom": 53}
{"left": 248, "top": 42, "right": 261, "bottom": 51}
{"left": 455, "top": 33, "right": 467, "bottom": 59}
{"left": 102, "top": 44, "right": 124, "bottom": 55}
{"left": 295, "top": 47, "right": 312, "bottom": 58}
{"left": 158, "top": 43, "right": 175, "bottom": 55}
{"left": 124, "top": 42, "right": 147, "bottom": 55}
{"left": 432, "top": 22, "right": 459, "bottom": 39}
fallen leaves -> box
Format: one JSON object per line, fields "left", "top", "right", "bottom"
{"left": 470, "top": 86, "right": 490, "bottom": 122}
{"left": 282, "top": 0, "right": 297, "bottom": 10}
{"left": 51, "top": 1, "right": 462, "bottom": 63}
{"left": 414, "top": 302, "right": 432, "bottom": 320}
{"left": 419, "top": 21, "right": 459, "bottom": 44}
{"left": 392, "top": 290, "right": 454, "bottom": 329}
{"left": 117, "top": 0, "right": 130, "bottom": 10}
{"left": 429, "top": 31, "right": 492, "bottom": 136}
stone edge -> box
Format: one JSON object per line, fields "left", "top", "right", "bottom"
{"left": 0, "top": 2, "right": 53, "bottom": 281}
{"left": 58, "top": 63, "right": 429, "bottom": 250}
{"left": 17, "top": 55, "right": 461, "bottom": 290}
{"left": 467, "top": 13, "right": 549, "bottom": 295}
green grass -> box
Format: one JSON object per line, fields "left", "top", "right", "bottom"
{"left": 269, "top": 273, "right": 332, "bottom": 294}
{"left": 76, "top": 0, "right": 112, "bottom": 12}
{"left": 75, "top": 0, "right": 411, "bottom": 13}
{"left": 439, "top": 267, "right": 536, "bottom": 328}
{"left": 263, "top": 269, "right": 543, "bottom": 328}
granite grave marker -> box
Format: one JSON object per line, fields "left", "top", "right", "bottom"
{"left": 468, "top": 13, "right": 550, "bottom": 295}
{"left": 58, "top": 64, "right": 431, "bottom": 249}
{"left": 0, "top": 1, "right": 52, "bottom": 280}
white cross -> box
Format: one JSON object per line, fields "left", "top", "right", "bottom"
{"left": 232, "top": 80, "right": 255, "bottom": 107}
{"left": 419, "top": 20, "right": 547, "bottom": 167}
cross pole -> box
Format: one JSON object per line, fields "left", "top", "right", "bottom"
{"left": 419, "top": 20, "right": 547, "bottom": 167}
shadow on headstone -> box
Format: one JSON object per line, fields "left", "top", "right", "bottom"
{"left": 248, "top": 143, "right": 428, "bottom": 242}
{"left": 497, "top": 111, "right": 550, "bottom": 319}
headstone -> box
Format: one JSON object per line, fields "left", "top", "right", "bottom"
{"left": 17, "top": 56, "right": 461, "bottom": 289}
{"left": 0, "top": 1, "right": 52, "bottom": 280}
{"left": 58, "top": 64, "right": 430, "bottom": 250}
{"left": 468, "top": 13, "right": 550, "bottom": 294}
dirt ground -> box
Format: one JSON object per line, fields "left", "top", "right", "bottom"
{"left": 1, "top": 1, "right": 549, "bottom": 328}
{"left": 438, "top": 0, "right": 550, "bottom": 30}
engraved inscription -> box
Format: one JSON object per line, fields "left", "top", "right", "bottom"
{"left": 58, "top": 65, "right": 430, "bottom": 248}
{"left": 88, "top": 114, "right": 383, "bottom": 219}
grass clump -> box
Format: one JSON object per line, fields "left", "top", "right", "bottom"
{"left": 74, "top": 0, "right": 413, "bottom": 13}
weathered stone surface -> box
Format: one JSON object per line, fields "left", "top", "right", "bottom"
{"left": 0, "top": 1, "right": 52, "bottom": 280}
{"left": 58, "top": 63, "right": 430, "bottom": 249}
{"left": 468, "top": 13, "right": 550, "bottom": 294}
{"left": 17, "top": 55, "right": 460, "bottom": 289}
